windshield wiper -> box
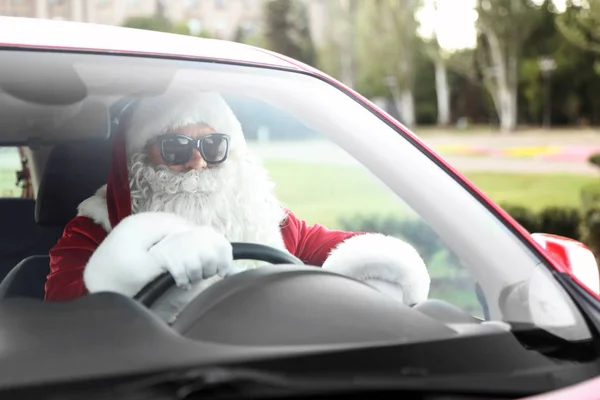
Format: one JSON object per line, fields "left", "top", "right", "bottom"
{"left": 66, "top": 366, "right": 560, "bottom": 400}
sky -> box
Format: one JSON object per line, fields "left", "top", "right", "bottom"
{"left": 417, "top": 0, "right": 568, "bottom": 52}
{"left": 417, "top": 0, "right": 478, "bottom": 51}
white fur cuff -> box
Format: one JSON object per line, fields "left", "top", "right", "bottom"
{"left": 321, "top": 233, "right": 430, "bottom": 305}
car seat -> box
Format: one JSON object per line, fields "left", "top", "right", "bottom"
{"left": 0, "top": 139, "right": 112, "bottom": 300}
{"left": 0, "top": 198, "right": 63, "bottom": 283}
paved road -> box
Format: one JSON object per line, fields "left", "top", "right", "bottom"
{"left": 249, "top": 131, "right": 600, "bottom": 175}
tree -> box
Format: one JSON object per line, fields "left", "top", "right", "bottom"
{"left": 332, "top": 0, "right": 359, "bottom": 88}
{"left": 263, "top": 0, "right": 316, "bottom": 66}
{"left": 475, "top": 0, "right": 543, "bottom": 132}
{"left": 315, "top": 0, "right": 359, "bottom": 88}
{"left": 556, "top": 0, "right": 600, "bottom": 54}
{"left": 356, "top": 0, "right": 420, "bottom": 127}
{"left": 122, "top": 15, "right": 190, "bottom": 36}
{"left": 419, "top": 0, "right": 451, "bottom": 126}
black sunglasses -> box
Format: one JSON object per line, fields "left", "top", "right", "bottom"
{"left": 150, "top": 133, "right": 231, "bottom": 165}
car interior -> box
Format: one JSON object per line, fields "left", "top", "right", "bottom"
{"left": 0, "top": 97, "right": 125, "bottom": 299}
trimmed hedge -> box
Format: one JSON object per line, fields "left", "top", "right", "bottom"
{"left": 500, "top": 204, "right": 582, "bottom": 241}
{"left": 339, "top": 200, "right": 598, "bottom": 271}
{"left": 338, "top": 198, "right": 598, "bottom": 315}
{"left": 338, "top": 214, "right": 458, "bottom": 267}
{"left": 580, "top": 183, "right": 600, "bottom": 260}
{"left": 341, "top": 204, "right": 585, "bottom": 254}
{"left": 588, "top": 153, "right": 600, "bottom": 171}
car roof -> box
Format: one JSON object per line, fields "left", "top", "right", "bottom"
{"left": 0, "top": 16, "right": 302, "bottom": 70}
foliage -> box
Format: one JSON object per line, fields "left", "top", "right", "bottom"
{"left": 338, "top": 214, "right": 462, "bottom": 269}
{"left": 588, "top": 153, "right": 600, "bottom": 171}
{"left": 474, "top": 0, "right": 545, "bottom": 131}
{"left": 500, "top": 203, "right": 582, "bottom": 240}
{"left": 234, "top": 26, "right": 267, "bottom": 48}
{"left": 355, "top": 0, "right": 420, "bottom": 126}
{"left": 578, "top": 182, "right": 600, "bottom": 262}
{"left": 581, "top": 204, "right": 600, "bottom": 262}
{"left": 121, "top": 15, "right": 211, "bottom": 38}
{"left": 122, "top": 16, "right": 185, "bottom": 35}
{"left": 262, "top": 0, "right": 316, "bottom": 66}
{"left": 556, "top": 0, "right": 600, "bottom": 54}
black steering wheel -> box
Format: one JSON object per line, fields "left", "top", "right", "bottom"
{"left": 134, "top": 242, "right": 304, "bottom": 307}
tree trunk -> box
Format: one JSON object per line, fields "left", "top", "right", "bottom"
{"left": 391, "top": 88, "right": 415, "bottom": 127}
{"left": 434, "top": 59, "right": 451, "bottom": 126}
{"left": 401, "top": 89, "right": 415, "bottom": 127}
{"left": 498, "top": 83, "right": 516, "bottom": 132}
{"left": 484, "top": 28, "right": 518, "bottom": 133}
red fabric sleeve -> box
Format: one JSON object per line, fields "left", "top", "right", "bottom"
{"left": 281, "top": 210, "right": 361, "bottom": 266}
{"left": 45, "top": 216, "right": 108, "bottom": 302}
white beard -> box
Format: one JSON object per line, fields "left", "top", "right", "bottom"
{"left": 127, "top": 152, "right": 289, "bottom": 322}
{"left": 128, "top": 152, "right": 287, "bottom": 250}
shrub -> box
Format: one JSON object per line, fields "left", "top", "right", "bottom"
{"left": 499, "top": 204, "right": 541, "bottom": 233}
{"left": 588, "top": 153, "right": 600, "bottom": 171}
{"left": 500, "top": 203, "right": 582, "bottom": 241}
{"left": 338, "top": 214, "right": 449, "bottom": 266}
{"left": 341, "top": 206, "right": 584, "bottom": 260}
{"left": 579, "top": 185, "right": 600, "bottom": 263}
{"left": 581, "top": 205, "right": 600, "bottom": 263}
{"left": 538, "top": 207, "right": 582, "bottom": 240}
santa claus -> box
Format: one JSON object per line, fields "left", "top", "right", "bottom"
{"left": 45, "top": 90, "right": 431, "bottom": 322}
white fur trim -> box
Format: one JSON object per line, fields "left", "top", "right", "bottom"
{"left": 83, "top": 212, "right": 235, "bottom": 297}
{"left": 125, "top": 90, "right": 246, "bottom": 159}
{"left": 322, "top": 233, "right": 430, "bottom": 305}
{"left": 83, "top": 212, "right": 194, "bottom": 296}
{"left": 77, "top": 184, "right": 112, "bottom": 232}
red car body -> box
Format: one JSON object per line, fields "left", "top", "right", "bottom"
{"left": 1, "top": 16, "right": 599, "bottom": 399}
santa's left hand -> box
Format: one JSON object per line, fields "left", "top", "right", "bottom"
{"left": 148, "top": 225, "right": 236, "bottom": 290}
{"left": 322, "top": 234, "right": 430, "bottom": 306}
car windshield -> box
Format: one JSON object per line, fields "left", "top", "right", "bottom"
{"left": 0, "top": 49, "right": 592, "bottom": 345}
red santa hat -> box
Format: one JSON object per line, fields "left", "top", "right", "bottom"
{"left": 105, "top": 90, "right": 244, "bottom": 228}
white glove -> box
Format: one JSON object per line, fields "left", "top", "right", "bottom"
{"left": 83, "top": 212, "right": 235, "bottom": 297}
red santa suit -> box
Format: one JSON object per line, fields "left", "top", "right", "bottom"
{"left": 44, "top": 90, "right": 430, "bottom": 320}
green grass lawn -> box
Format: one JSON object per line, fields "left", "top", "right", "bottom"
{"left": 465, "top": 173, "right": 598, "bottom": 211}
{"left": 263, "top": 161, "right": 599, "bottom": 228}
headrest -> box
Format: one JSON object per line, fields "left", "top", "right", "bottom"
{"left": 35, "top": 140, "right": 113, "bottom": 226}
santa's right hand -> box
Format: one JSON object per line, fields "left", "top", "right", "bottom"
{"left": 83, "top": 212, "right": 235, "bottom": 297}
